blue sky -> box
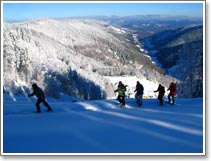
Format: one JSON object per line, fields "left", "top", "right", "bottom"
{"left": 3, "top": 2, "right": 204, "bottom": 21}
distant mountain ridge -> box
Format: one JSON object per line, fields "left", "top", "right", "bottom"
{"left": 140, "top": 25, "right": 203, "bottom": 97}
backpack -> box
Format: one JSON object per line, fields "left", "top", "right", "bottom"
{"left": 118, "top": 85, "right": 126, "bottom": 96}
{"left": 137, "top": 84, "right": 144, "bottom": 94}
{"left": 170, "top": 83, "right": 177, "bottom": 95}
{"left": 172, "top": 84, "right": 177, "bottom": 92}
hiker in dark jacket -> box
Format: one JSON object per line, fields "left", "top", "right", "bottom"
{"left": 134, "top": 81, "right": 144, "bottom": 106}
{"left": 154, "top": 84, "right": 165, "bottom": 105}
{"left": 28, "top": 83, "right": 53, "bottom": 113}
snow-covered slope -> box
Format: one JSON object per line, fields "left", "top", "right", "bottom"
{"left": 3, "top": 19, "right": 175, "bottom": 100}
{"left": 2, "top": 94, "right": 203, "bottom": 154}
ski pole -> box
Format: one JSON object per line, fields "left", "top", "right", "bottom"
{"left": 29, "top": 97, "right": 36, "bottom": 105}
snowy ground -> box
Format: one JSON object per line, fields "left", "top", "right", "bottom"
{"left": 2, "top": 94, "right": 204, "bottom": 155}
{"left": 105, "top": 75, "right": 160, "bottom": 99}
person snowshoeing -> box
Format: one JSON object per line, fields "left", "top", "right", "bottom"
{"left": 28, "top": 83, "right": 53, "bottom": 113}
{"left": 134, "top": 81, "right": 144, "bottom": 106}
{"left": 154, "top": 84, "right": 165, "bottom": 105}
{"left": 114, "top": 81, "right": 127, "bottom": 107}
{"left": 167, "top": 82, "right": 177, "bottom": 105}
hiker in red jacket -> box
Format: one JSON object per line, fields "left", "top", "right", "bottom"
{"left": 167, "top": 82, "right": 177, "bottom": 105}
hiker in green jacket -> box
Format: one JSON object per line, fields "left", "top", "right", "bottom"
{"left": 114, "top": 81, "right": 127, "bottom": 107}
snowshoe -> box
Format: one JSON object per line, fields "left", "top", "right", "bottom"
{"left": 47, "top": 109, "right": 53, "bottom": 112}
{"left": 119, "top": 103, "right": 125, "bottom": 108}
{"left": 136, "top": 100, "right": 142, "bottom": 106}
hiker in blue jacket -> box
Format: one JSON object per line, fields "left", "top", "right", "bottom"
{"left": 134, "top": 81, "right": 144, "bottom": 106}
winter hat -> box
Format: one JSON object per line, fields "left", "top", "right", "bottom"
{"left": 32, "top": 83, "right": 38, "bottom": 88}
